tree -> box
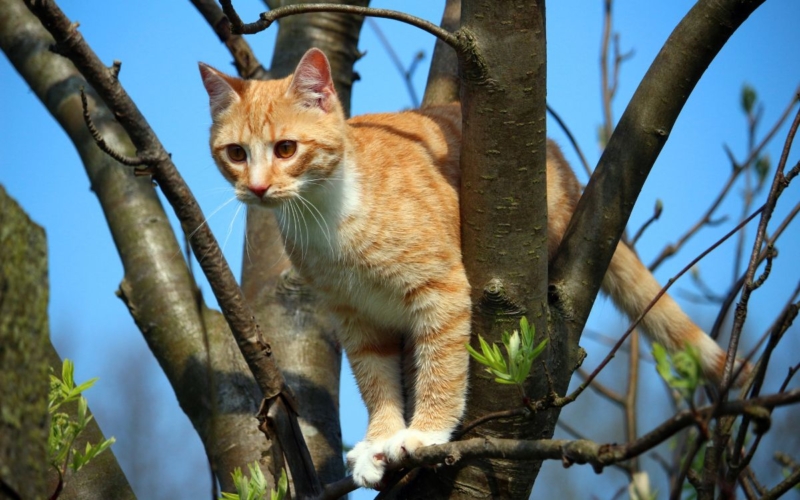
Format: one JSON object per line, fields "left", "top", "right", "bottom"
{"left": 1, "top": 0, "right": 799, "bottom": 498}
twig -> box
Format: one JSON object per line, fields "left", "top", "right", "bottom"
{"left": 79, "top": 88, "right": 162, "bottom": 170}
{"left": 648, "top": 89, "right": 799, "bottom": 272}
{"left": 555, "top": 205, "right": 764, "bottom": 410}
{"left": 190, "top": 0, "right": 269, "bottom": 80}
{"left": 670, "top": 435, "right": 704, "bottom": 500}
{"left": 546, "top": 103, "right": 593, "bottom": 178}
{"left": 221, "top": 1, "right": 462, "bottom": 50}
{"left": 367, "top": 18, "right": 422, "bottom": 108}
{"left": 759, "top": 465, "right": 800, "bottom": 500}
{"left": 702, "top": 92, "right": 800, "bottom": 500}
{"left": 710, "top": 199, "right": 800, "bottom": 340}
{"left": 722, "top": 98, "right": 800, "bottom": 391}
{"left": 315, "top": 389, "right": 800, "bottom": 499}
{"left": 624, "top": 328, "right": 640, "bottom": 470}
{"left": 630, "top": 199, "right": 663, "bottom": 246}
{"left": 576, "top": 368, "right": 625, "bottom": 406}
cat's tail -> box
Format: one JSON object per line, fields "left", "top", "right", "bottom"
{"left": 602, "top": 241, "right": 750, "bottom": 387}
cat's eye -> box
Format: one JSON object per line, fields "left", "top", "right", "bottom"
{"left": 274, "top": 140, "right": 297, "bottom": 159}
{"left": 226, "top": 145, "right": 247, "bottom": 163}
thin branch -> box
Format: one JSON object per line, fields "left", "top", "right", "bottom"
{"left": 576, "top": 368, "right": 625, "bottom": 406}
{"left": 221, "top": 1, "right": 462, "bottom": 50}
{"left": 190, "top": 0, "right": 269, "bottom": 80}
{"left": 549, "top": 0, "right": 766, "bottom": 355}
{"left": 366, "top": 18, "right": 422, "bottom": 108}
{"left": 710, "top": 198, "right": 800, "bottom": 340}
{"left": 79, "top": 88, "right": 162, "bottom": 169}
{"left": 759, "top": 465, "right": 800, "bottom": 500}
{"left": 722, "top": 99, "right": 800, "bottom": 390}
{"left": 648, "top": 89, "right": 799, "bottom": 272}
{"left": 555, "top": 205, "right": 763, "bottom": 410}
{"left": 624, "top": 329, "right": 641, "bottom": 471}
{"left": 547, "top": 103, "right": 593, "bottom": 178}
{"left": 316, "top": 389, "right": 800, "bottom": 499}
{"left": 703, "top": 94, "right": 800, "bottom": 500}
{"left": 630, "top": 199, "right": 663, "bottom": 246}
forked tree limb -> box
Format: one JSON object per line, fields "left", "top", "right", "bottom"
{"left": 21, "top": 0, "right": 322, "bottom": 495}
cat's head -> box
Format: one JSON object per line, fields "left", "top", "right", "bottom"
{"left": 199, "top": 48, "right": 347, "bottom": 208}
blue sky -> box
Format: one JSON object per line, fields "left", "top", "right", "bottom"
{"left": 2, "top": 1, "right": 799, "bottom": 498}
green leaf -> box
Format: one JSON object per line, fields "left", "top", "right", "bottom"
{"left": 653, "top": 343, "right": 704, "bottom": 403}
{"left": 755, "top": 154, "right": 771, "bottom": 189}
{"left": 271, "top": 469, "right": 288, "bottom": 500}
{"left": 741, "top": 84, "right": 757, "bottom": 115}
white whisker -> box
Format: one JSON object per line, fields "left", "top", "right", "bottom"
{"left": 296, "top": 193, "right": 334, "bottom": 255}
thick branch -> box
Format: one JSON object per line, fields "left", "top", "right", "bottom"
{"left": 23, "top": 0, "right": 285, "bottom": 412}
{"left": 422, "top": 0, "right": 461, "bottom": 107}
{"left": 549, "top": 0, "right": 765, "bottom": 346}
{"left": 1, "top": 0, "right": 270, "bottom": 489}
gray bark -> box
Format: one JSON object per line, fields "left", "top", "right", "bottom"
{"left": 0, "top": 0, "right": 267, "bottom": 491}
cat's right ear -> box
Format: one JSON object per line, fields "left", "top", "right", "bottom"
{"left": 199, "top": 63, "right": 241, "bottom": 118}
{"left": 287, "top": 48, "right": 337, "bottom": 112}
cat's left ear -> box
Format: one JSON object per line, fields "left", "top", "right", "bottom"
{"left": 199, "top": 63, "right": 243, "bottom": 118}
{"left": 288, "top": 48, "right": 337, "bottom": 112}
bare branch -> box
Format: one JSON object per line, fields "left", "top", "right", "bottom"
{"left": 190, "top": 0, "right": 270, "bottom": 79}
{"left": 550, "top": 0, "right": 766, "bottom": 348}
{"left": 79, "top": 88, "right": 163, "bottom": 169}
{"left": 221, "top": 1, "right": 462, "bottom": 50}
{"left": 22, "top": 0, "right": 323, "bottom": 495}
{"left": 547, "top": 103, "right": 593, "bottom": 178}
{"left": 649, "top": 89, "right": 799, "bottom": 272}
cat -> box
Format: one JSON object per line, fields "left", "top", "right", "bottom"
{"left": 200, "top": 48, "right": 743, "bottom": 489}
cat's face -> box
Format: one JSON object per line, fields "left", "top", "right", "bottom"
{"left": 200, "top": 49, "right": 346, "bottom": 208}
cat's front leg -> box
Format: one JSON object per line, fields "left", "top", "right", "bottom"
{"left": 384, "top": 300, "right": 471, "bottom": 463}
{"left": 340, "top": 319, "right": 406, "bottom": 489}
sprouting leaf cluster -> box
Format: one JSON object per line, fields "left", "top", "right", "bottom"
{"left": 48, "top": 359, "right": 115, "bottom": 476}
{"left": 466, "top": 317, "right": 548, "bottom": 387}
{"left": 220, "top": 464, "right": 287, "bottom": 500}
{"left": 653, "top": 343, "right": 704, "bottom": 404}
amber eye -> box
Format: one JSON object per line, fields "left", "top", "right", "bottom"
{"left": 274, "top": 140, "right": 297, "bottom": 159}
{"left": 226, "top": 145, "right": 247, "bottom": 163}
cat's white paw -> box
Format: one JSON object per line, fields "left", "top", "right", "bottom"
{"left": 346, "top": 440, "right": 388, "bottom": 489}
{"left": 384, "top": 428, "right": 452, "bottom": 463}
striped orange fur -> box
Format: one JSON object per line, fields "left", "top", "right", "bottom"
{"left": 200, "top": 48, "right": 743, "bottom": 489}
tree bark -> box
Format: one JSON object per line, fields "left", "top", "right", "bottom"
{"left": 0, "top": 0, "right": 268, "bottom": 490}
{"left": 422, "top": 0, "right": 461, "bottom": 107}
{"left": 0, "top": 186, "right": 135, "bottom": 500}
{"left": 390, "top": 1, "right": 564, "bottom": 497}
{"left": 0, "top": 185, "right": 51, "bottom": 500}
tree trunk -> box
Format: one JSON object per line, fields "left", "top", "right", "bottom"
{"left": 0, "top": 0, "right": 268, "bottom": 490}
{"left": 0, "top": 186, "right": 135, "bottom": 500}
{"left": 391, "top": 2, "right": 574, "bottom": 497}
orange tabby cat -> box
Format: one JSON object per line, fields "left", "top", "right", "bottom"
{"left": 200, "top": 48, "right": 740, "bottom": 488}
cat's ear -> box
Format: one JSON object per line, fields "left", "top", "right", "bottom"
{"left": 199, "top": 63, "right": 242, "bottom": 118}
{"left": 287, "top": 48, "right": 337, "bottom": 112}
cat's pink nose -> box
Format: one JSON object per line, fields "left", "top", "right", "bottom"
{"left": 249, "top": 185, "right": 270, "bottom": 198}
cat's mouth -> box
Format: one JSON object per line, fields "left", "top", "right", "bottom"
{"left": 238, "top": 187, "right": 293, "bottom": 208}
